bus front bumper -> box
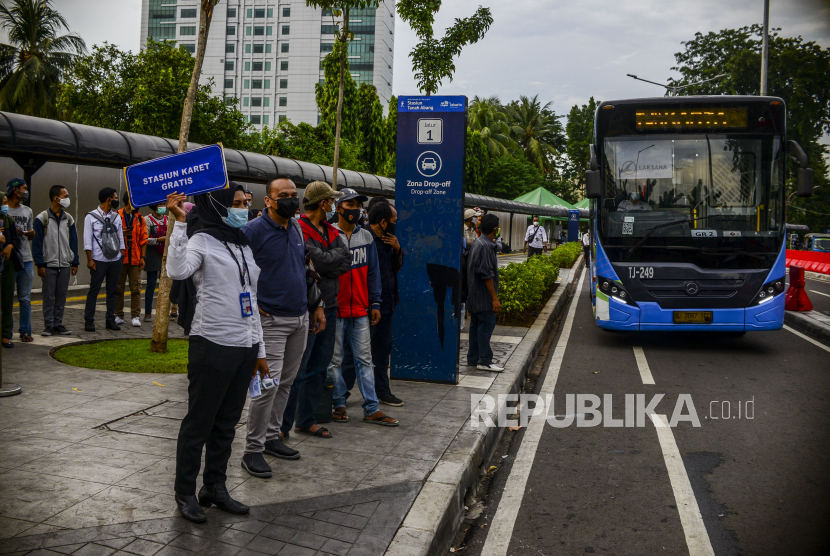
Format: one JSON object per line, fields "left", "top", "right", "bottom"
{"left": 594, "top": 295, "right": 784, "bottom": 332}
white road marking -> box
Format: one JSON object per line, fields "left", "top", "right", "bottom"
{"left": 783, "top": 325, "right": 830, "bottom": 354}
{"left": 633, "top": 346, "right": 655, "bottom": 385}
{"left": 480, "top": 272, "right": 585, "bottom": 556}
{"left": 809, "top": 289, "right": 830, "bottom": 298}
{"left": 650, "top": 414, "right": 716, "bottom": 556}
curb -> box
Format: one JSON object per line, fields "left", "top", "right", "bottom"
{"left": 784, "top": 310, "right": 830, "bottom": 344}
{"left": 385, "top": 255, "right": 586, "bottom": 556}
{"left": 805, "top": 270, "right": 830, "bottom": 283}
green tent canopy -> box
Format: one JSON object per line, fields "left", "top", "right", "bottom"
{"left": 574, "top": 198, "right": 590, "bottom": 209}
{"left": 512, "top": 187, "right": 587, "bottom": 222}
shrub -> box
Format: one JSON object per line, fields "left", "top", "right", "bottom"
{"left": 497, "top": 251, "right": 560, "bottom": 318}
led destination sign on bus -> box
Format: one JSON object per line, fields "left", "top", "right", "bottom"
{"left": 635, "top": 107, "right": 748, "bottom": 130}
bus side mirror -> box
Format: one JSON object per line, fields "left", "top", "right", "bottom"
{"left": 789, "top": 140, "right": 813, "bottom": 198}
{"left": 586, "top": 144, "right": 601, "bottom": 199}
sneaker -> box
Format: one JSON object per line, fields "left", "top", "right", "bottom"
{"left": 477, "top": 363, "right": 505, "bottom": 372}
{"left": 241, "top": 453, "right": 272, "bottom": 478}
{"left": 84, "top": 322, "right": 96, "bottom": 332}
{"left": 53, "top": 325, "right": 72, "bottom": 335}
{"left": 379, "top": 393, "right": 404, "bottom": 407}
{"left": 132, "top": 317, "right": 141, "bottom": 327}
{"left": 263, "top": 439, "right": 300, "bottom": 460}
{"left": 41, "top": 327, "right": 53, "bottom": 337}
{"left": 105, "top": 321, "right": 121, "bottom": 331}
{"left": 144, "top": 314, "right": 153, "bottom": 322}
{"left": 114, "top": 317, "right": 125, "bottom": 325}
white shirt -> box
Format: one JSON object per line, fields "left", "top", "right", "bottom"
{"left": 166, "top": 221, "right": 266, "bottom": 358}
{"left": 582, "top": 233, "right": 590, "bottom": 247}
{"left": 525, "top": 224, "right": 547, "bottom": 248}
{"left": 83, "top": 207, "right": 125, "bottom": 262}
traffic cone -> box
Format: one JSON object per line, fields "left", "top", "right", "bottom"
{"left": 784, "top": 265, "right": 813, "bottom": 312}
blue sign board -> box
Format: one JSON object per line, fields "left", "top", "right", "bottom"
{"left": 568, "top": 209, "right": 580, "bottom": 242}
{"left": 391, "top": 96, "right": 467, "bottom": 384}
{"left": 124, "top": 144, "right": 229, "bottom": 208}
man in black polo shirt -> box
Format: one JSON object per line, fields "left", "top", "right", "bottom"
{"left": 466, "top": 213, "right": 503, "bottom": 372}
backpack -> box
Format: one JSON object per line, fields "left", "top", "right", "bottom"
{"left": 88, "top": 210, "right": 121, "bottom": 259}
{"left": 37, "top": 210, "right": 74, "bottom": 235}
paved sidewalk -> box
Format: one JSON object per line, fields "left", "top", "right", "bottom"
{"left": 0, "top": 295, "right": 529, "bottom": 555}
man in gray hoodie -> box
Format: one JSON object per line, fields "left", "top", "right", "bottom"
{"left": 33, "top": 185, "right": 79, "bottom": 336}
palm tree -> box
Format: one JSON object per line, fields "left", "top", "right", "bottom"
{"left": 468, "top": 95, "right": 517, "bottom": 157}
{"left": 506, "top": 95, "right": 564, "bottom": 173}
{"left": 0, "top": 0, "right": 86, "bottom": 118}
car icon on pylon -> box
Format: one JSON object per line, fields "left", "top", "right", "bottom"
{"left": 421, "top": 158, "right": 437, "bottom": 171}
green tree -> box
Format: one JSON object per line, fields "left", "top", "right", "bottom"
{"left": 379, "top": 94, "right": 397, "bottom": 177}
{"left": 0, "top": 0, "right": 86, "bottom": 118}
{"left": 315, "top": 39, "right": 358, "bottom": 140}
{"left": 464, "top": 129, "right": 489, "bottom": 192}
{"left": 563, "top": 96, "right": 598, "bottom": 200}
{"left": 506, "top": 95, "right": 564, "bottom": 173}
{"left": 355, "top": 83, "right": 386, "bottom": 173}
{"left": 468, "top": 95, "right": 517, "bottom": 157}
{"left": 59, "top": 41, "right": 250, "bottom": 149}
{"left": 668, "top": 25, "right": 830, "bottom": 231}
{"left": 306, "top": 1, "right": 379, "bottom": 189}
{"left": 396, "top": 0, "right": 493, "bottom": 95}
{"left": 260, "top": 120, "right": 366, "bottom": 172}
{"left": 479, "top": 152, "right": 545, "bottom": 199}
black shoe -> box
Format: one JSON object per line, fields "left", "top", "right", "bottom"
{"left": 175, "top": 494, "right": 207, "bottom": 523}
{"left": 84, "top": 322, "right": 95, "bottom": 332}
{"left": 241, "top": 453, "right": 272, "bottom": 478}
{"left": 41, "top": 327, "right": 53, "bottom": 337}
{"left": 198, "top": 483, "right": 249, "bottom": 515}
{"left": 53, "top": 325, "right": 72, "bottom": 335}
{"left": 379, "top": 393, "right": 404, "bottom": 407}
{"left": 105, "top": 321, "right": 121, "bottom": 331}
{"left": 264, "top": 438, "right": 300, "bottom": 460}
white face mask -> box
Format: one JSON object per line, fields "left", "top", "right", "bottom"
{"left": 58, "top": 198, "right": 71, "bottom": 208}
{"left": 533, "top": 221, "right": 539, "bottom": 227}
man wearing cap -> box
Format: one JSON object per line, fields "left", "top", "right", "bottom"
{"left": 6, "top": 178, "right": 34, "bottom": 343}
{"left": 328, "top": 188, "right": 398, "bottom": 426}
{"left": 280, "top": 181, "right": 350, "bottom": 439}
{"left": 463, "top": 208, "right": 480, "bottom": 251}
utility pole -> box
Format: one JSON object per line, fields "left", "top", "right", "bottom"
{"left": 760, "top": 0, "right": 770, "bottom": 95}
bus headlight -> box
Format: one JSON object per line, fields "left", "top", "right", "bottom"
{"left": 597, "top": 276, "right": 638, "bottom": 307}
{"left": 750, "top": 278, "right": 786, "bottom": 306}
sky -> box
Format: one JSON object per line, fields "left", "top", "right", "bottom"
{"left": 29, "top": 0, "right": 830, "bottom": 113}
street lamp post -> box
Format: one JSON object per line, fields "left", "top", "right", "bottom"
{"left": 761, "top": 0, "right": 770, "bottom": 95}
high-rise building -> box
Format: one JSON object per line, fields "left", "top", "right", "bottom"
{"left": 140, "top": 1, "right": 395, "bottom": 129}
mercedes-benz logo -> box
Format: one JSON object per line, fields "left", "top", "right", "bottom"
{"left": 684, "top": 281, "right": 700, "bottom": 296}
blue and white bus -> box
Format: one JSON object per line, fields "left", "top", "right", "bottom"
{"left": 584, "top": 96, "right": 814, "bottom": 333}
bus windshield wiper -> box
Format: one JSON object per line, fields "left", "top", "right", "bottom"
{"left": 624, "top": 216, "right": 715, "bottom": 257}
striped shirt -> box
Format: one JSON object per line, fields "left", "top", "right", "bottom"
{"left": 466, "top": 234, "right": 499, "bottom": 314}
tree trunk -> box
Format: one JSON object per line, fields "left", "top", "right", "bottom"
{"left": 332, "top": 7, "right": 349, "bottom": 191}
{"left": 151, "top": 0, "right": 214, "bottom": 354}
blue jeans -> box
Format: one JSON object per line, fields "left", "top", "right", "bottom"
{"left": 284, "top": 307, "right": 337, "bottom": 432}
{"left": 14, "top": 261, "right": 33, "bottom": 335}
{"left": 467, "top": 310, "right": 496, "bottom": 366}
{"left": 342, "top": 311, "right": 395, "bottom": 399}
{"left": 328, "top": 316, "right": 379, "bottom": 417}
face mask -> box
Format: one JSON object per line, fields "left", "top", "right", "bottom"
{"left": 340, "top": 207, "right": 360, "bottom": 224}
{"left": 495, "top": 229, "right": 501, "bottom": 239}
{"left": 19, "top": 190, "right": 29, "bottom": 203}
{"left": 110, "top": 199, "right": 120, "bottom": 209}
{"left": 294, "top": 214, "right": 301, "bottom": 220}
{"left": 156, "top": 206, "right": 167, "bottom": 215}
{"left": 0, "top": 206, "right": 8, "bottom": 215}
{"left": 222, "top": 207, "right": 249, "bottom": 228}
{"left": 629, "top": 192, "right": 640, "bottom": 202}
{"left": 533, "top": 221, "right": 539, "bottom": 227}
{"left": 58, "top": 198, "right": 71, "bottom": 209}
{"left": 385, "top": 221, "right": 397, "bottom": 236}
{"left": 274, "top": 197, "right": 300, "bottom": 219}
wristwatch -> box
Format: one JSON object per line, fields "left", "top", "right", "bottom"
{"left": 318, "top": 300, "right": 326, "bottom": 309}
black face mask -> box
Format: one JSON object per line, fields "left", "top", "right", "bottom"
{"left": 340, "top": 207, "right": 360, "bottom": 224}
{"left": 110, "top": 199, "right": 120, "bottom": 209}
{"left": 384, "top": 221, "right": 397, "bottom": 236}
{"left": 274, "top": 197, "right": 299, "bottom": 219}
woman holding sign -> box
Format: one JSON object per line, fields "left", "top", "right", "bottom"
{"left": 165, "top": 185, "right": 269, "bottom": 524}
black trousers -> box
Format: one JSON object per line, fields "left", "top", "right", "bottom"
{"left": 583, "top": 245, "right": 591, "bottom": 267}
{"left": 84, "top": 259, "right": 123, "bottom": 324}
{"left": 342, "top": 311, "right": 395, "bottom": 398}
{"left": 175, "top": 335, "right": 258, "bottom": 495}
{"left": 527, "top": 246, "right": 543, "bottom": 257}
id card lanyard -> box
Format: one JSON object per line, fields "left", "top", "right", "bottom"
{"left": 222, "top": 242, "right": 254, "bottom": 318}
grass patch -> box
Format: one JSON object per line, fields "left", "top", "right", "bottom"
{"left": 53, "top": 339, "right": 189, "bottom": 374}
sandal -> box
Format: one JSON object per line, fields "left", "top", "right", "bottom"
{"left": 170, "top": 312, "right": 178, "bottom": 319}
{"left": 363, "top": 411, "right": 399, "bottom": 427}
{"left": 295, "top": 425, "right": 332, "bottom": 438}
{"left": 19, "top": 333, "right": 33, "bottom": 342}
{"left": 332, "top": 408, "right": 349, "bottom": 423}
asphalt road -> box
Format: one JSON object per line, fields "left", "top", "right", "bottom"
{"left": 465, "top": 277, "right": 830, "bottom": 556}
{"left": 803, "top": 275, "right": 830, "bottom": 315}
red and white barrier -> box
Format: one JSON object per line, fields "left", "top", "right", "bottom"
{"left": 785, "top": 265, "right": 813, "bottom": 312}
{"left": 786, "top": 249, "right": 830, "bottom": 275}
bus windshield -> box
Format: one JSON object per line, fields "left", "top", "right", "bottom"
{"left": 814, "top": 238, "right": 830, "bottom": 252}
{"left": 598, "top": 135, "right": 784, "bottom": 269}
